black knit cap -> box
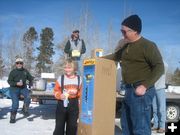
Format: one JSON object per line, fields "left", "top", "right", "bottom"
{"left": 121, "top": 14, "right": 142, "bottom": 33}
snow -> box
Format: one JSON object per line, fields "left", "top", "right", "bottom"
{"left": 0, "top": 99, "right": 164, "bottom": 135}
{"left": 0, "top": 80, "right": 10, "bottom": 89}
{"left": 0, "top": 99, "right": 56, "bottom": 135}
{"left": 0, "top": 98, "right": 123, "bottom": 135}
{"left": 167, "top": 86, "right": 180, "bottom": 94}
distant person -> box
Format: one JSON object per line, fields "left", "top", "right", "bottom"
{"left": 152, "top": 61, "right": 168, "bottom": 133}
{"left": 8, "top": 57, "right": 33, "bottom": 123}
{"left": 64, "top": 30, "right": 86, "bottom": 74}
{"left": 64, "top": 30, "right": 86, "bottom": 61}
{"left": 105, "top": 14, "right": 164, "bottom": 135}
{"left": 53, "top": 59, "right": 82, "bottom": 135}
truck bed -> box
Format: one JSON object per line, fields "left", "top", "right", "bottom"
{"left": 31, "top": 90, "right": 55, "bottom": 100}
{"left": 31, "top": 89, "right": 180, "bottom": 101}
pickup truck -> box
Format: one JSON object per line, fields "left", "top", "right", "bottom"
{"left": 1, "top": 76, "right": 179, "bottom": 123}
{"left": 30, "top": 86, "right": 180, "bottom": 123}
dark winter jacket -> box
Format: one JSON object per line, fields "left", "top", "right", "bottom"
{"left": 115, "top": 37, "right": 164, "bottom": 88}
{"left": 8, "top": 68, "right": 33, "bottom": 89}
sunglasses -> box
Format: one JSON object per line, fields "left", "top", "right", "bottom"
{"left": 16, "top": 62, "right": 23, "bottom": 65}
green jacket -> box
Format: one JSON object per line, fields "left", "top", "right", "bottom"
{"left": 113, "top": 37, "right": 164, "bottom": 88}
{"left": 8, "top": 68, "right": 33, "bottom": 89}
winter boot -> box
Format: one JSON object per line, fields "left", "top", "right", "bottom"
{"left": 22, "top": 104, "right": 29, "bottom": 116}
{"left": 10, "top": 111, "right": 17, "bottom": 123}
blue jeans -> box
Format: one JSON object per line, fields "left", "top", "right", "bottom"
{"left": 10, "top": 87, "right": 31, "bottom": 112}
{"left": 121, "top": 84, "right": 155, "bottom": 135}
{"left": 152, "top": 88, "right": 166, "bottom": 129}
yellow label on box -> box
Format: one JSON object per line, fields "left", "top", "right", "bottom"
{"left": 72, "top": 50, "right": 80, "bottom": 57}
{"left": 83, "top": 59, "right": 96, "bottom": 66}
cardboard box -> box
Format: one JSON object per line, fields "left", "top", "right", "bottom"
{"left": 78, "top": 57, "right": 116, "bottom": 135}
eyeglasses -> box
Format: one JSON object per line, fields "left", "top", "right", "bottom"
{"left": 16, "top": 62, "right": 23, "bottom": 65}
{"left": 121, "top": 29, "right": 133, "bottom": 35}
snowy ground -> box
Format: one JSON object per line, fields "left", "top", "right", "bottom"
{"left": 0, "top": 99, "right": 164, "bottom": 135}
{"left": 0, "top": 99, "right": 122, "bottom": 135}
{"left": 0, "top": 99, "right": 56, "bottom": 135}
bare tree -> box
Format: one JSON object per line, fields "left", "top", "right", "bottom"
{"left": 0, "top": 33, "right": 5, "bottom": 78}
{"left": 53, "top": 38, "right": 69, "bottom": 76}
{"left": 106, "top": 20, "right": 120, "bottom": 54}
{"left": 2, "top": 19, "right": 25, "bottom": 76}
{"left": 60, "top": 4, "right": 101, "bottom": 57}
{"left": 6, "top": 33, "right": 24, "bottom": 70}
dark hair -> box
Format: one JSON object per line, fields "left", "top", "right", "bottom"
{"left": 72, "top": 30, "right": 80, "bottom": 33}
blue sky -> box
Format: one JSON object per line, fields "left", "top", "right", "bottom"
{"left": 0, "top": 0, "right": 180, "bottom": 70}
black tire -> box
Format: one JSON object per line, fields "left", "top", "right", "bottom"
{"left": 166, "top": 104, "right": 179, "bottom": 121}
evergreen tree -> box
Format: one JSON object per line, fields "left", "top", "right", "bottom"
{"left": 36, "top": 27, "right": 55, "bottom": 74}
{"left": 23, "top": 27, "right": 38, "bottom": 71}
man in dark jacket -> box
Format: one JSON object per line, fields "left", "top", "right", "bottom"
{"left": 64, "top": 30, "right": 86, "bottom": 61}
{"left": 8, "top": 57, "right": 33, "bottom": 123}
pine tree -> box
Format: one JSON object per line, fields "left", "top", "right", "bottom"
{"left": 23, "top": 27, "right": 38, "bottom": 71}
{"left": 36, "top": 27, "right": 55, "bottom": 74}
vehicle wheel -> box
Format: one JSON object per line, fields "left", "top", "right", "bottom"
{"left": 166, "top": 104, "right": 179, "bottom": 121}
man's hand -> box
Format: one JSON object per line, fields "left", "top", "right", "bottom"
{"left": 16, "top": 82, "right": 23, "bottom": 86}
{"left": 135, "top": 85, "right": 147, "bottom": 96}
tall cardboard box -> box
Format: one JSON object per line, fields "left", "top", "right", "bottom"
{"left": 78, "top": 57, "right": 116, "bottom": 135}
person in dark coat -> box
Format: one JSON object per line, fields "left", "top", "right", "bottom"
{"left": 8, "top": 57, "right": 33, "bottom": 123}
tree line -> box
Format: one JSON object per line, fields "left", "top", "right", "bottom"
{"left": 0, "top": 6, "right": 179, "bottom": 85}
{"left": 0, "top": 6, "right": 118, "bottom": 79}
